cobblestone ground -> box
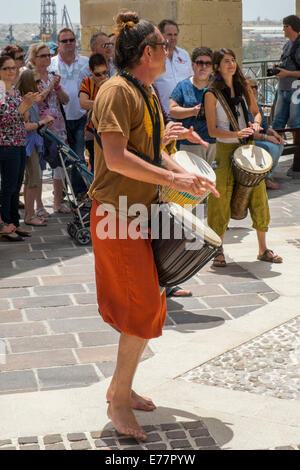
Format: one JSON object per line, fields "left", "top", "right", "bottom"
{"left": 182, "top": 316, "right": 300, "bottom": 400}
{"left": 0, "top": 158, "right": 300, "bottom": 450}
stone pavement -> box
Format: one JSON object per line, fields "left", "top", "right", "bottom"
{"left": 0, "top": 155, "right": 300, "bottom": 450}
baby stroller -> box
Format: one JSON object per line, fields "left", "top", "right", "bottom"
{"left": 38, "top": 125, "right": 93, "bottom": 245}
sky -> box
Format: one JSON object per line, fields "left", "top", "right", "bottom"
{"left": 0, "top": 0, "right": 297, "bottom": 24}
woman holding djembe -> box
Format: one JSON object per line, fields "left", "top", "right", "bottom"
{"left": 205, "top": 48, "right": 282, "bottom": 266}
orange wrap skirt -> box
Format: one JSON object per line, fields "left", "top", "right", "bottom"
{"left": 90, "top": 200, "right": 167, "bottom": 339}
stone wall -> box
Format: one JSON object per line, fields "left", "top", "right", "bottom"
{"left": 80, "top": 0, "right": 242, "bottom": 62}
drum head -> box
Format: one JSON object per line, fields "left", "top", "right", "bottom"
{"left": 174, "top": 150, "right": 216, "bottom": 183}
{"left": 168, "top": 203, "right": 221, "bottom": 247}
{"left": 233, "top": 145, "right": 273, "bottom": 174}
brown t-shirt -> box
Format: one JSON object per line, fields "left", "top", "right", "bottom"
{"left": 88, "top": 75, "right": 164, "bottom": 221}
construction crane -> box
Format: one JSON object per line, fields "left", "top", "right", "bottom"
{"left": 40, "top": 0, "right": 57, "bottom": 43}
{"left": 5, "top": 25, "right": 15, "bottom": 44}
{"left": 61, "top": 5, "right": 74, "bottom": 31}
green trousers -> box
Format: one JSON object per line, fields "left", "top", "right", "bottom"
{"left": 207, "top": 142, "right": 270, "bottom": 237}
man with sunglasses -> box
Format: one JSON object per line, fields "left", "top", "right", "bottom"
{"left": 50, "top": 28, "right": 90, "bottom": 197}
{"left": 90, "top": 32, "right": 118, "bottom": 77}
{"left": 272, "top": 16, "right": 300, "bottom": 136}
{"left": 154, "top": 19, "right": 193, "bottom": 115}
{"left": 170, "top": 47, "right": 216, "bottom": 166}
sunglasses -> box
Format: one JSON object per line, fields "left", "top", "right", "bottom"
{"left": 15, "top": 55, "right": 25, "bottom": 61}
{"left": 36, "top": 54, "right": 51, "bottom": 59}
{"left": 1, "top": 66, "right": 17, "bottom": 71}
{"left": 59, "top": 38, "right": 76, "bottom": 44}
{"left": 251, "top": 85, "right": 258, "bottom": 90}
{"left": 194, "top": 60, "right": 212, "bottom": 67}
{"left": 102, "top": 42, "right": 114, "bottom": 49}
{"left": 93, "top": 70, "right": 109, "bottom": 78}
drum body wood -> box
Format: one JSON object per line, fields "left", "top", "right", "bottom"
{"left": 161, "top": 151, "right": 216, "bottom": 209}
{"left": 231, "top": 145, "right": 273, "bottom": 220}
{"left": 151, "top": 203, "right": 221, "bottom": 287}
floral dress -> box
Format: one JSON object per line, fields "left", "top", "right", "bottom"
{"left": 0, "top": 86, "right": 26, "bottom": 147}
{"left": 38, "top": 73, "right": 67, "bottom": 142}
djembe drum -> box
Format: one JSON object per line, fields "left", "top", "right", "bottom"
{"left": 231, "top": 144, "right": 273, "bottom": 220}
{"left": 161, "top": 150, "right": 216, "bottom": 210}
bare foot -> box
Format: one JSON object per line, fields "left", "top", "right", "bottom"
{"left": 107, "top": 402, "right": 147, "bottom": 441}
{"left": 107, "top": 389, "right": 156, "bottom": 412}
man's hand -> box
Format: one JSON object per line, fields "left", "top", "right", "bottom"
{"left": 162, "top": 121, "right": 187, "bottom": 146}
{"left": 183, "top": 126, "right": 209, "bottom": 147}
{"left": 276, "top": 67, "right": 290, "bottom": 78}
{"left": 172, "top": 173, "right": 219, "bottom": 199}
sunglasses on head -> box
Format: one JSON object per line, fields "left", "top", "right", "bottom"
{"left": 93, "top": 70, "right": 109, "bottom": 78}
{"left": 36, "top": 54, "right": 51, "bottom": 59}
{"left": 59, "top": 38, "right": 76, "bottom": 44}
{"left": 15, "top": 55, "right": 25, "bottom": 61}
{"left": 194, "top": 60, "right": 212, "bottom": 67}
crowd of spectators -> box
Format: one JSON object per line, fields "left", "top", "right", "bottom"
{"left": 1, "top": 15, "right": 298, "bottom": 243}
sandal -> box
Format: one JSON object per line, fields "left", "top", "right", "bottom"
{"left": 213, "top": 247, "right": 227, "bottom": 267}
{"left": 1, "top": 233, "right": 25, "bottom": 242}
{"left": 24, "top": 216, "right": 47, "bottom": 227}
{"left": 166, "top": 286, "right": 192, "bottom": 297}
{"left": 266, "top": 177, "right": 280, "bottom": 190}
{"left": 257, "top": 249, "right": 283, "bottom": 263}
{"left": 0, "top": 223, "right": 15, "bottom": 235}
{"left": 35, "top": 208, "right": 51, "bottom": 218}
{"left": 55, "top": 203, "right": 71, "bottom": 214}
{"left": 15, "top": 229, "right": 32, "bottom": 237}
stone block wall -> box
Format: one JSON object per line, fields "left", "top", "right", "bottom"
{"left": 80, "top": 0, "right": 242, "bottom": 62}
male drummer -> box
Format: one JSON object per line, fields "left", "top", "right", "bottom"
{"left": 88, "top": 10, "right": 219, "bottom": 441}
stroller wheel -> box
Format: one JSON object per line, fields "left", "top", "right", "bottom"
{"left": 67, "top": 222, "right": 77, "bottom": 239}
{"left": 75, "top": 228, "right": 91, "bottom": 245}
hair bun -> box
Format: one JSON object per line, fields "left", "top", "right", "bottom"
{"left": 115, "top": 10, "right": 139, "bottom": 33}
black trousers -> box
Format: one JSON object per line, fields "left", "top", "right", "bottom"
{"left": 0, "top": 146, "right": 26, "bottom": 227}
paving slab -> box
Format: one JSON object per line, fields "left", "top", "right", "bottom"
{"left": 0, "top": 159, "right": 299, "bottom": 449}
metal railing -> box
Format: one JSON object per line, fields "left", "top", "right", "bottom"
{"left": 242, "top": 59, "right": 280, "bottom": 106}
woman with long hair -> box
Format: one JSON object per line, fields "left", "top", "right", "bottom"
{"left": 17, "top": 69, "right": 55, "bottom": 226}
{"left": 28, "top": 43, "right": 70, "bottom": 214}
{"left": 205, "top": 48, "right": 282, "bottom": 265}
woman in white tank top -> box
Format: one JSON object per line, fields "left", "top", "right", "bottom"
{"left": 204, "top": 48, "right": 282, "bottom": 265}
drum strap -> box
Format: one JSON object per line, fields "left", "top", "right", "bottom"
{"left": 120, "top": 71, "right": 162, "bottom": 167}
{"left": 92, "top": 72, "right": 163, "bottom": 168}
{"left": 213, "top": 89, "right": 252, "bottom": 146}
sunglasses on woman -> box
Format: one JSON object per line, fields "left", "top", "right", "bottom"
{"left": 194, "top": 60, "right": 212, "bottom": 67}
{"left": 1, "top": 66, "right": 17, "bottom": 71}
{"left": 15, "top": 55, "right": 25, "bottom": 61}
{"left": 93, "top": 70, "right": 109, "bottom": 78}
{"left": 36, "top": 54, "right": 51, "bottom": 59}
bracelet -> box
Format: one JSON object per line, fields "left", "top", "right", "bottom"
{"left": 262, "top": 134, "right": 266, "bottom": 141}
{"left": 169, "top": 171, "right": 175, "bottom": 185}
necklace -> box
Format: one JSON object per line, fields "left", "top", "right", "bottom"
{"left": 120, "top": 70, "right": 152, "bottom": 92}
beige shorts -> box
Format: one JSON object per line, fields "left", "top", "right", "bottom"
{"left": 24, "top": 147, "right": 42, "bottom": 188}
